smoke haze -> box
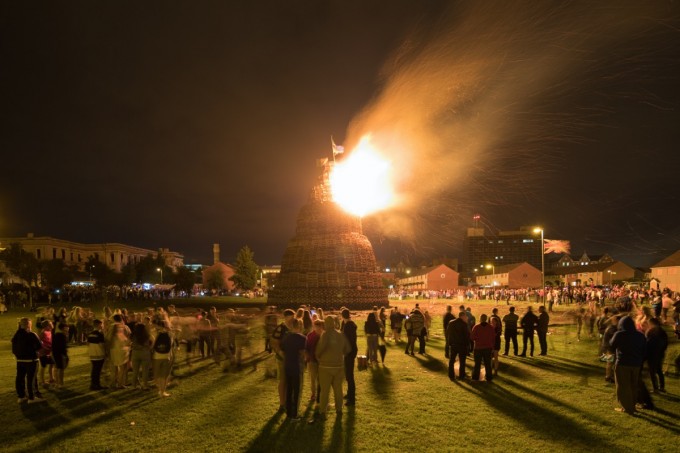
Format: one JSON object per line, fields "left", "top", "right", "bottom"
{"left": 344, "top": 1, "right": 677, "bottom": 257}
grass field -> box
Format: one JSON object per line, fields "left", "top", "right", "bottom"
{"left": 0, "top": 299, "right": 678, "bottom": 453}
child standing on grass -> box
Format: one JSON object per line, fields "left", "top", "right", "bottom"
{"left": 52, "top": 323, "right": 69, "bottom": 389}
{"left": 280, "top": 318, "right": 306, "bottom": 421}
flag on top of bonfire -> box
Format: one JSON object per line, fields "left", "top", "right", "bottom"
{"left": 331, "top": 136, "right": 344, "bottom": 156}
{"left": 543, "top": 239, "right": 571, "bottom": 254}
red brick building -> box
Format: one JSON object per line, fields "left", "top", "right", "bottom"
{"left": 396, "top": 264, "right": 459, "bottom": 291}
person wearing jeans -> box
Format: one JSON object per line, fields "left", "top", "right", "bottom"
{"left": 470, "top": 314, "right": 496, "bottom": 382}
{"left": 315, "top": 316, "right": 351, "bottom": 421}
{"left": 341, "top": 309, "right": 357, "bottom": 406}
{"left": 12, "top": 318, "right": 42, "bottom": 403}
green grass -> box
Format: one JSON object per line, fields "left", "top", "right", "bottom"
{"left": 0, "top": 301, "right": 678, "bottom": 453}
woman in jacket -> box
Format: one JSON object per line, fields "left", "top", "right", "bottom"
{"left": 364, "top": 312, "right": 381, "bottom": 365}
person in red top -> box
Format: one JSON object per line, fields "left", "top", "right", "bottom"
{"left": 470, "top": 314, "right": 496, "bottom": 382}
{"left": 305, "top": 319, "right": 324, "bottom": 403}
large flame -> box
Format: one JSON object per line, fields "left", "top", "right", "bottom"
{"left": 330, "top": 135, "right": 394, "bottom": 217}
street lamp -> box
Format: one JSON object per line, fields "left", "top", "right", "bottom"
{"left": 156, "top": 267, "right": 163, "bottom": 284}
{"left": 533, "top": 227, "right": 545, "bottom": 306}
{"left": 485, "top": 264, "right": 495, "bottom": 274}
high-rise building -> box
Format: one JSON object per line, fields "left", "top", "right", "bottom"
{"left": 462, "top": 225, "right": 543, "bottom": 274}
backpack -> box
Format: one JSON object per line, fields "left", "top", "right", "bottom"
{"left": 154, "top": 332, "right": 172, "bottom": 354}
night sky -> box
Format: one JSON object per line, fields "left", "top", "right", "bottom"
{"left": 1, "top": 1, "right": 679, "bottom": 268}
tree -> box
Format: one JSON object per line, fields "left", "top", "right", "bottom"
{"left": 118, "top": 262, "right": 137, "bottom": 286}
{"left": 0, "top": 242, "right": 40, "bottom": 307}
{"left": 204, "top": 266, "right": 226, "bottom": 292}
{"left": 174, "top": 266, "right": 198, "bottom": 296}
{"left": 230, "top": 245, "right": 259, "bottom": 291}
{"left": 135, "top": 253, "right": 168, "bottom": 284}
{"left": 85, "top": 256, "right": 115, "bottom": 287}
{"left": 40, "top": 259, "right": 73, "bottom": 290}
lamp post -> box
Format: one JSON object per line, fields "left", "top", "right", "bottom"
{"left": 533, "top": 227, "right": 545, "bottom": 306}
{"left": 607, "top": 270, "right": 616, "bottom": 287}
{"left": 485, "top": 264, "right": 495, "bottom": 288}
{"left": 156, "top": 267, "right": 163, "bottom": 284}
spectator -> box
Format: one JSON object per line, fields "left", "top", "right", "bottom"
{"left": 52, "top": 323, "right": 69, "bottom": 389}
{"left": 364, "top": 312, "right": 381, "bottom": 366}
{"left": 502, "top": 307, "right": 519, "bottom": 356}
{"left": 443, "top": 305, "right": 455, "bottom": 359}
{"left": 340, "top": 308, "right": 357, "bottom": 407}
{"left": 315, "top": 315, "right": 350, "bottom": 422}
{"left": 470, "top": 314, "right": 495, "bottom": 382}
{"left": 152, "top": 320, "right": 174, "bottom": 397}
{"left": 271, "top": 309, "right": 295, "bottom": 411}
{"left": 37, "top": 320, "right": 55, "bottom": 389}
{"left": 610, "top": 316, "right": 646, "bottom": 414}
{"left": 130, "top": 323, "right": 153, "bottom": 390}
{"left": 537, "top": 306, "right": 549, "bottom": 356}
{"left": 519, "top": 307, "right": 538, "bottom": 357}
{"left": 87, "top": 319, "right": 106, "bottom": 391}
{"left": 12, "top": 318, "right": 42, "bottom": 403}
{"left": 305, "top": 319, "right": 324, "bottom": 403}
{"left": 390, "top": 308, "right": 404, "bottom": 343}
{"left": 646, "top": 317, "right": 668, "bottom": 393}
{"left": 490, "top": 316, "right": 502, "bottom": 376}
{"left": 446, "top": 311, "right": 470, "bottom": 381}
{"left": 280, "top": 318, "right": 307, "bottom": 421}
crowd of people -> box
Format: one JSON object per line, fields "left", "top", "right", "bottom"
{"left": 10, "top": 287, "right": 679, "bottom": 421}
{"left": 596, "top": 288, "right": 678, "bottom": 414}
{"left": 11, "top": 304, "right": 257, "bottom": 403}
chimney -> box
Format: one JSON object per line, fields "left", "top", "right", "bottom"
{"left": 213, "top": 244, "right": 220, "bottom": 265}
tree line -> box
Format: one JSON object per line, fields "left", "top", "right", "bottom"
{"left": 0, "top": 243, "right": 261, "bottom": 306}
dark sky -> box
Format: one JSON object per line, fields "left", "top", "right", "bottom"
{"left": 1, "top": 1, "right": 679, "bottom": 268}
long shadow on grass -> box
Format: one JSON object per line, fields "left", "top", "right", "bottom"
{"left": 635, "top": 409, "right": 680, "bottom": 434}
{"left": 459, "top": 381, "right": 617, "bottom": 449}
{"left": 516, "top": 355, "right": 602, "bottom": 381}
{"left": 413, "top": 354, "right": 447, "bottom": 373}
{"left": 243, "top": 411, "right": 287, "bottom": 452}
{"left": 324, "top": 416, "right": 343, "bottom": 453}
{"left": 29, "top": 396, "right": 156, "bottom": 450}
{"left": 324, "top": 407, "right": 355, "bottom": 453}
{"left": 19, "top": 403, "right": 71, "bottom": 432}
{"left": 369, "top": 365, "right": 394, "bottom": 397}
{"left": 244, "top": 402, "right": 329, "bottom": 452}
{"left": 498, "top": 377, "right": 612, "bottom": 426}
{"left": 495, "top": 361, "right": 534, "bottom": 380}
{"left": 51, "top": 389, "right": 111, "bottom": 417}
{"left": 343, "top": 408, "right": 355, "bottom": 453}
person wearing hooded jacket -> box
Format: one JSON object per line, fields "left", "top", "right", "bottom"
{"left": 446, "top": 311, "right": 470, "bottom": 381}
{"left": 12, "top": 318, "right": 42, "bottom": 403}
{"left": 519, "top": 307, "right": 538, "bottom": 357}
{"left": 610, "top": 315, "right": 647, "bottom": 414}
{"left": 315, "top": 315, "right": 351, "bottom": 421}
